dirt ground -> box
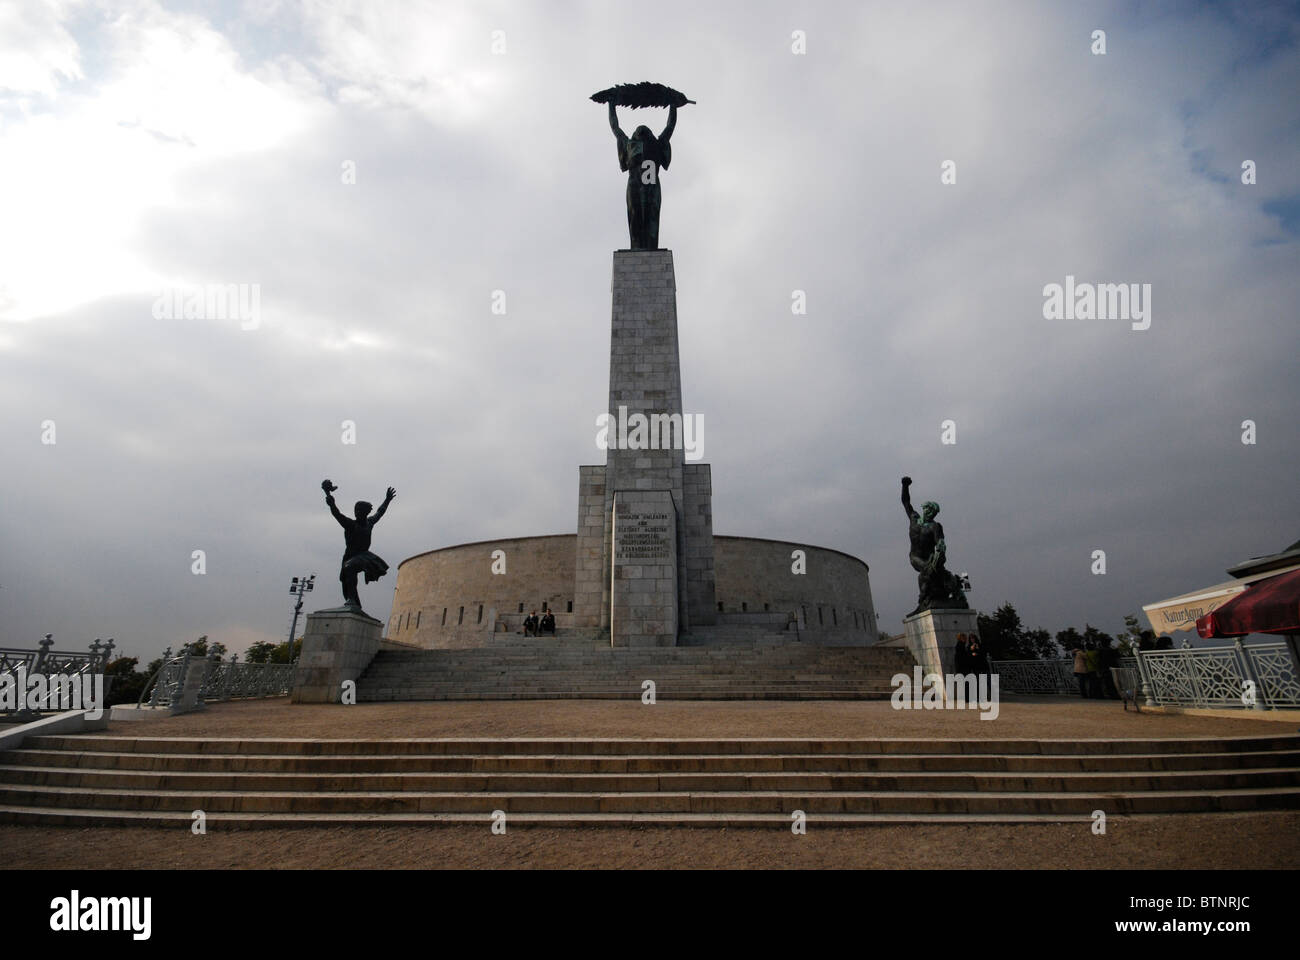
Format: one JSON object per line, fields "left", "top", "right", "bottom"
{"left": 3, "top": 814, "right": 1297, "bottom": 870}
{"left": 4, "top": 698, "right": 1296, "bottom": 869}
{"left": 96, "top": 696, "right": 1300, "bottom": 740}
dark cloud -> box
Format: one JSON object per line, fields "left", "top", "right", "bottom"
{"left": 2, "top": 1, "right": 1297, "bottom": 660}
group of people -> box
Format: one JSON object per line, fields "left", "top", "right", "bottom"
{"left": 953, "top": 633, "right": 990, "bottom": 678}
{"left": 1071, "top": 639, "right": 1120, "bottom": 698}
{"left": 523, "top": 610, "right": 555, "bottom": 637}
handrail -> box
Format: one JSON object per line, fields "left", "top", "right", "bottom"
{"left": 137, "top": 652, "right": 186, "bottom": 708}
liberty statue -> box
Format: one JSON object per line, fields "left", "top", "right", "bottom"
{"left": 592, "top": 82, "right": 694, "bottom": 250}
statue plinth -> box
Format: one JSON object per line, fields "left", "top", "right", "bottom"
{"left": 292, "top": 607, "right": 383, "bottom": 703}
{"left": 903, "top": 607, "right": 980, "bottom": 684}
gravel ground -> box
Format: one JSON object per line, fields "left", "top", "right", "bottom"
{"left": 101, "top": 697, "right": 1300, "bottom": 740}
{"left": 3, "top": 814, "right": 1297, "bottom": 869}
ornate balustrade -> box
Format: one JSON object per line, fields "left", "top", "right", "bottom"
{"left": 1137, "top": 640, "right": 1298, "bottom": 709}
{"left": 1, "top": 637, "right": 115, "bottom": 714}
{"left": 992, "top": 644, "right": 1298, "bottom": 710}
{"left": 140, "top": 648, "right": 295, "bottom": 709}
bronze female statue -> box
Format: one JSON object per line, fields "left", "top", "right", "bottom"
{"left": 592, "top": 82, "right": 693, "bottom": 250}
{"left": 608, "top": 102, "right": 675, "bottom": 250}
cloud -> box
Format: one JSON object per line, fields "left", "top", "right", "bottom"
{"left": 1, "top": 0, "right": 1297, "bottom": 660}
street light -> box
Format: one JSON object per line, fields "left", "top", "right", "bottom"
{"left": 287, "top": 575, "right": 315, "bottom": 661}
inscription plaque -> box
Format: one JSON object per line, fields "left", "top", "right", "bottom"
{"left": 615, "top": 510, "right": 671, "bottom": 562}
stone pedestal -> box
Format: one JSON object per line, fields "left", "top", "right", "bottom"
{"left": 610, "top": 490, "right": 678, "bottom": 646}
{"left": 292, "top": 607, "right": 383, "bottom": 703}
{"left": 573, "top": 249, "right": 716, "bottom": 643}
{"left": 903, "top": 607, "right": 980, "bottom": 682}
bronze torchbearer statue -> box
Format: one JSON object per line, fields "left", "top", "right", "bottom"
{"left": 592, "top": 82, "right": 694, "bottom": 250}
{"left": 322, "top": 479, "right": 395, "bottom": 614}
{"left": 901, "top": 476, "right": 969, "bottom": 616}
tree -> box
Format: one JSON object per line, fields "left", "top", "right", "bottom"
{"left": 244, "top": 639, "right": 301, "bottom": 663}
{"left": 1056, "top": 627, "right": 1084, "bottom": 654}
{"left": 1117, "top": 614, "right": 1155, "bottom": 658}
{"left": 1023, "top": 627, "right": 1060, "bottom": 660}
{"left": 104, "top": 656, "right": 146, "bottom": 707}
{"left": 180, "top": 636, "right": 227, "bottom": 660}
{"left": 244, "top": 641, "right": 277, "bottom": 664}
{"left": 1082, "top": 624, "right": 1116, "bottom": 650}
{"left": 271, "top": 638, "right": 303, "bottom": 664}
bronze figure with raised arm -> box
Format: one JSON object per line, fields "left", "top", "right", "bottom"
{"left": 322, "top": 479, "right": 396, "bottom": 614}
{"left": 901, "top": 476, "right": 968, "bottom": 616}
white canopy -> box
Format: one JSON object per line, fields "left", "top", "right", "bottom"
{"left": 1143, "top": 563, "right": 1300, "bottom": 635}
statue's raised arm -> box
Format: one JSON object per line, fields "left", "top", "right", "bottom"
{"left": 660, "top": 103, "right": 677, "bottom": 143}
{"left": 322, "top": 479, "right": 348, "bottom": 527}
{"left": 901, "top": 476, "right": 918, "bottom": 521}
{"left": 371, "top": 487, "right": 396, "bottom": 524}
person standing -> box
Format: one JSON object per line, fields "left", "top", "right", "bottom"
{"left": 1084, "top": 641, "right": 1101, "bottom": 698}
{"left": 968, "top": 635, "right": 990, "bottom": 683}
{"left": 954, "top": 634, "right": 971, "bottom": 675}
{"left": 1073, "top": 645, "right": 1089, "bottom": 697}
{"left": 1098, "top": 637, "right": 1119, "bottom": 699}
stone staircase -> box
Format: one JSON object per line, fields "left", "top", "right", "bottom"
{"left": 353, "top": 640, "right": 914, "bottom": 701}
{"left": 1, "top": 733, "right": 1297, "bottom": 827}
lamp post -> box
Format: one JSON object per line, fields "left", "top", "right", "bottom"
{"left": 287, "top": 575, "right": 315, "bottom": 661}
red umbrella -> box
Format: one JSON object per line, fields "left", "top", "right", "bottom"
{"left": 1197, "top": 567, "right": 1300, "bottom": 638}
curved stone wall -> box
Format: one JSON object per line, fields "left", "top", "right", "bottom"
{"left": 387, "top": 535, "right": 576, "bottom": 647}
{"left": 713, "top": 536, "right": 878, "bottom": 642}
{"left": 389, "top": 533, "right": 877, "bottom": 648}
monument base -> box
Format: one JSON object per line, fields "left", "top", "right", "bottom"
{"left": 902, "top": 607, "right": 980, "bottom": 682}
{"left": 610, "top": 490, "right": 678, "bottom": 647}
{"left": 292, "top": 607, "right": 383, "bottom": 703}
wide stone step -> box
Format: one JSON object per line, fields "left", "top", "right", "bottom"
{"left": 4, "top": 735, "right": 1296, "bottom": 827}
{"left": 3, "top": 782, "right": 1298, "bottom": 815}
{"left": 23, "top": 735, "right": 1300, "bottom": 756}
{"left": 7, "top": 748, "right": 1296, "bottom": 774}
{"left": 0, "top": 807, "right": 1197, "bottom": 828}
{"left": 3, "top": 766, "right": 1295, "bottom": 794}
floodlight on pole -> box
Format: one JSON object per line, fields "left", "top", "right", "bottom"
{"left": 286, "top": 574, "right": 315, "bottom": 662}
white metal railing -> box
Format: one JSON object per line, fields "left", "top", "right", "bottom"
{"left": 1136, "top": 640, "right": 1299, "bottom": 710}
{"left": 1, "top": 637, "right": 115, "bottom": 715}
{"left": 993, "top": 643, "right": 1299, "bottom": 710}
{"left": 990, "top": 657, "right": 1139, "bottom": 695}
{"left": 139, "top": 648, "right": 294, "bottom": 708}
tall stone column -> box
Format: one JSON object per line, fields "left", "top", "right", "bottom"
{"left": 574, "top": 249, "right": 716, "bottom": 643}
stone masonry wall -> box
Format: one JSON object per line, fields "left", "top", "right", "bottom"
{"left": 713, "top": 536, "right": 879, "bottom": 644}
{"left": 390, "top": 533, "right": 876, "bottom": 648}
{"left": 391, "top": 535, "right": 576, "bottom": 648}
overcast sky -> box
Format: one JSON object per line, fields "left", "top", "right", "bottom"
{"left": 2, "top": 0, "right": 1297, "bottom": 663}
